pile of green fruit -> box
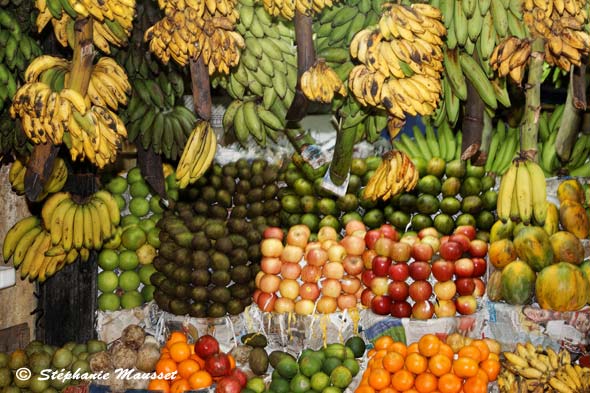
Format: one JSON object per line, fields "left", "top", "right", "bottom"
{"left": 96, "top": 167, "right": 177, "bottom": 311}
{"left": 151, "top": 159, "right": 281, "bottom": 317}
{"left": 244, "top": 338, "right": 365, "bottom": 393}
{"left": 0, "top": 338, "right": 107, "bottom": 393}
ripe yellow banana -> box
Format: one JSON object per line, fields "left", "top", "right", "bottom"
{"left": 497, "top": 163, "right": 517, "bottom": 222}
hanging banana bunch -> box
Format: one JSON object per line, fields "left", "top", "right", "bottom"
{"left": 300, "top": 59, "right": 346, "bottom": 104}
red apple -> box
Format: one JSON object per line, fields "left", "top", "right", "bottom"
{"left": 469, "top": 239, "right": 488, "bottom": 258}
{"left": 400, "top": 234, "right": 419, "bottom": 247}
{"left": 345, "top": 220, "right": 366, "bottom": 236}
{"left": 305, "top": 241, "right": 321, "bottom": 253}
{"left": 412, "top": 300, "right": 435, "bottom": 320}
{"left": 261, "top": 257, "right": 282, "bottom": 275}
{"left": 287, "top": 225, "right": 311, "bottom": 248}
{"left": 318, "top": 226, "right": 339, "bottom": 242}
{"left": 306, "top": 248, "right": 328, "bottom": 266}
{"left": 300, "top": 265, "right": 321, "bottom": 283}
{"left": 420, "top": 235, "right": 441, "bottom": 253}
{"left": 390, "top": 242, "right": 412, "bottom": 263}
{"left": 372, "top": 256, "right": 392, "bottom": 277}
{"left": 440, "top": 235, "right": 450, "bottom": 245}
{"left": 362, "top": 249, "right": 377, "bottom": 269}
{"left": 370, "top": 277, "right": 389, "bottom": 296}
{"left": 433, "top": 280, "right": 457, "bottom": 301}
{"left": 391, "top": 301, "right": 412, "bottom": 318}
{"left": 361, "top": 270, "right": 376, "bottom": 287}
{"left": 341, "top": 275, "right": 362, "bottom": 294}
{"left": 431, "top": 260, "right": 455, "bottom": 282}
{"left": 263, "top": 227, "right": 284, "bottom": 240}
{"left": 375, "top": 237, "right": 395, "bottom": 257}
{"left": 472, "top": 257, "right": 487, "bottom": 278}
{"left": 260, "top": 238, "right": 284, "bottom": 258}
{"left": 454, "top": 258, "right": 475, "bottom": 278}
{"left": 361, "top": 288, "right": 375, "bottom": 307}
{"left": 434, "top": 299, "right": 457, "bottom": 318}
{"left": 388, "top": 281, "right": 409, "bottom": 301}
{"left": 364, "top": 229, "right": 382, "bottom": 250}
{"left": 327, "top": 244, "right": 347, "bottom": 263}
{"left": 257, "top": 291, "right": 277, "bottom": 312}
{"left": 380, "top": 224, "right": 399, "bottom": 241}
{"left": 340, "top": 235, "right": 366, "bottom": 256}
{"left": 409, "top": 280, "right": 433, "bottom": 302}
{"left": 411, "top": 242, "right": 434, "bottom": 262}
{"left": 371, "top": 295, "right": 392, "bottom": 315}
{"left": 342, "top": 255, "right": 364, "bottom": 275}
{"left": 473, "top": 277, "right": 486, "bottom": 297}
{"left": 409, "top": 261, "right": 432, "bottom": 281}
{"left": 455, "top": 277, "right": 475, "bottom": 296}
{"left": 455, "top": 295, "right": 477, "bottom": 315}
{"left": 194, "top": 335, "right": 220, "bottom": 358}
{"left": 388, "top": 262, "right": 410, "bottom": 281}
{"left": 299, "top": 282, "right": 320, "bottom": 301}
{"left": 281, "top": 245, "right": 304, "bottom": 263}
{"left": 454, "top": 225, "right": 476, "bottom": 240}
{"left": 418, "top": 227, "right": 440, "bottom": 239}
{"left": 449, "top": 234, "right": 470, "bottom": 252}
{"left": 439, "top": 241, "right": 463, "bottom": 261}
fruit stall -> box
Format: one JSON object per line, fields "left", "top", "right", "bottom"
{"left": 2, "top": 0, "right": 590, "bottom": 391}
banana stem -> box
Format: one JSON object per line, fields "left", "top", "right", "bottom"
{"left": 24, "top": 143, "right": 60, "bottom": 202}
{"left": 519, "top": 37, "right": 544, "bottom": 161}
{"left": 329, "top": 124, "right": 356, "bottom": 185}
{"left": 555, "top": 68, "right": 583, "bottom": 162}
{"left": 474, "top": 110, "right": 493, "bottom": 166}
{"left": 285, "top": 127, "right": 317, "bottom": 151}
{"left": 68, "top": 18, "right": 94, "bottom": 96}
{"left": 189, "top": 56, "right": 212, "bottom": 120}
{"left": 461, "top": 77, "right": 485, "bottom": 161}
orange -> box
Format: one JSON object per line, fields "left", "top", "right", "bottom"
{"left": 170, "top": 378, "right": 190, "bottom": 393}
{"left": 190, "top": 354, "right": 206, "bottom": 369}
{"left": 391, "top": 370, "right": 415, "bottom": 392}
{"left": 390, "top": 342, "right": 408, "bottom": 358}
{"left": 374, "top": 349, "right": 388, "bottom": 359}
{"left": 156, "top": 358, "right": 178, "bottom": 375}
{"left": 452, "top": 357, "right": 479, "bottom": 378}
{"left": 355, "top": 384, "right": 376, "bottom": 393}
{"left": 380, "top": 387, "right": 400, "bottom": 393}
{"left": 188, "top": 370, "right": 213, "bottom": 390}
{"left": 368, "top": 356, "right": 384, "bottom": 369}
{"left": 375, "top": 335, "right": 395, "bottom": 351}
{"left": 167, "top": 331, "right": 188, "bottom": 348}
{"left": 177, "top": 359, "right": 200, "bottom": 379}
{"left": 407, "top": 342, "right": 420, "bottom": 354}
{"left": 383, "top": 351, "right": 405, "bottom": 373}
{"left": 368, "top": 368, "right": 391, "bottom": 390}
{"left": 462, "top": 376, "right": 487, "bottom": 393}
{"left": 368, "top": 349, "right": 377, "bottom": 358}
{"left": 457, "top": 346, "right": 481, "bottom": 363}
{"left": 475, "top": 369, "right": 489, "bottom": 384}
{"left": 469, "top": 340, "right": 489, "bottom": 361}
{"left": 479, "top": 359, "right": 500, "bottom": 382}
{"left": 438, "top": 343, "right": 454, "bottom": 359}
{"left": 415, "top": 373, "right": 438, "bottom": 393}
{"left": 228, "top": 354, "right": 236, "bottom": 370}
{"left": 418, "top": 334, "right": 441, "bottom": 358}
{"left": 148, "top": 379, "right": 170, "bottom": 393}
{"left": 169, "top": 342, "right": 191, "bottom": 363}
{"left": 437, "top": 373, "right": 462, "bottom": 393}
{"left": 428, "top": 354, "right": 452, "bottom": 377}
{"left": 405, "top": 352, "right": 428, "bottom": 374}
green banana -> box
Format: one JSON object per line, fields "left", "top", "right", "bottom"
{"left": 459, "top": 53, "right": 497, "bottom": 109}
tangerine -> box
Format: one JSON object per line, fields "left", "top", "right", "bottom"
{"left": 418, "top": 334, "right": 441, "bottom": 358}
{"left": 428, "top": 354, "right": 452, "bottom": 377}
{"left": 156, "top": 358, "right": 178, "bottom": 375}
{"left": 457, "top": 346, "right": 481, "bottom": 362}
{"left": 368, "top": 368, "right": 391, "bottom": 390}
{"left": 169, "top": 342, "right": 191, "bottom": 363}
{"left": 415, "top": 373, "right": 438, "bottom": 393}
{"left": 391, "top": 369, "right": 414, "bottom": 392}
{"left": 188, "top": 370, "right": 213, "bottom": 389}
{"left": 469, "top": 340, "right": 490, "bottom": 361}
{"left": 375, "top": 336, "right": 395, "bottom": 351}
{"left": 437, "top": 373, "right": 462, "bottom": 393}
{"left": 452, "top": 357, "right": 479, "bottom": 378}
{"left": 462, "top": 376, "right": 487, "bottom": 393}
{"left": 383, "top": 351, "right": 405, "bottom": 373}
{"left": 177, "top": 359, "right": 200, "bottom": 380}
{"left": 390, "top": 342, "right": 408, "bottom": 358}
{"left": 170, "top": 378, "right": 190, "bottom": 393}
{"left": 148, "top": 379, "right": 170, "bottom": 393}
{"left": 479, "top": 359, "right": 500, "bottom": 382}
{"left": 167, "top": 331, "right": 188, "bottom": 348}
{"left": 405, "top": 352, "right": 428, "bottom": 374}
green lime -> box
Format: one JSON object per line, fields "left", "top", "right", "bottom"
{"left": 97, "top": 271, "right": 118, "bottom": 292}
{"left": 114, "top": 194, "right": 126, "bottom": 211}
{"left": 138, "top": 264, "right": 156, "bottom": 285}
{"left": 301, "top": 195, "right": 319, "bottom": 214}
{"left": 388, "top": 211, "right": 411, "bottom": 231}
{"left": 276, "top": 357, "right": 299, "bottom": 379}
{"left": 138, "top": 218, "right": 156, "bottom": 233}
{"left": 482, "top": 190, "right": 498, "bottom": 210}
{"left": 270, "top": 377, "right": 290, "bottom": 393}
{"left": 441, "top": 177, "right": 462, "bottom": 197}
{"left": 310, "top": 372, "right": 330, "bottom": 392}
{"left": 121, "top": 215, "right": 140, "bottom": 228}
{"left": 412, "top": 157, "right": 428, "bottom": 177}
{"left": 466, "top": 163, "right": 485, "bottom": 178}
{"left": 319, "top": 215, "right": 340, "bottom": 231}
{"left": 337, "top": 194, "right": 359, "bottom": 213}
{"left": 426, "top": 157, "right": 446, "bottom": 178}
{"left": 398, "top": 193, "right": 418, "bottom": 213}
{"left": 365, "top": 156, "right": 382, "bottom": 171}
{"left": 363, "top": 208, "right": 385, "bottom": 229}
{"left": 322, "top": 386, "right": 342, "bottom": 393}
{"left": 294, "top": 178, "right": 314, "bottom": 196}
{"left": 119, "top": 271, "right": 140, "bottom": 291}
{"left": 141, "top": 285, "right": 155, "bottom": 301}
{"left": 416, "top": 194, "right": 440, "bottom": 215}
{"left": 97, "top": 249, "right": 118, "bottom": 271}
{"left": 130, "top": 182, "right": 150, "bottom": 198}
{"left": 97, "top": 293, "right": 120, "bottom": 311}
{"left": 121, "top": 226, "right": 147, "bottom": 251}
{"left": 351, "top": 158, "right": 368, "bottom": 176}
{"left": 341, "top": 211, "right": 363, "bottom": 226}
{"left": 318, "top": 198, "right": 338, "bottom": 216}
{"left": 321, "top": 357, "right": 341, "bottom": 375}
{"left": 433, "top": 213, "right": 455, "bottom": 235}
{"left": 445, "top": 159, "right": 466, "bottom": 178}
{"left": 440, "top": 197, "right": 461, "bottom": 215}
{"left": 149, "top": 195, "right": 165, "bottom": 214}
{"left": 460, "top": 177, "right": 483, "bottom": 197}
{"left": 476, "top": 210, "right": 495, "bottom": 230}
{"left": 299, "top": 355, "right": 322, "bottom": 377}
{"left": 106, "top": 176, "right": 128, "bottom": 195}
{"left": 120, "top": 290, "right": 143, "bottom": 309}
{"left": 290, "top": 374, "right": 311, "bottom": 393}
{"left": 147, "top": 227, "right": 161, "bottom": 248}
{"left": 119, "top": 250, "right": 139, "bottom": 271}
{"left": 329, "top": 366, "right": 352, "bottom": 389}
{"left": 282, "top": 195, "right": 302, "bottom": 214}
{"left": 247, "top": 377, "right": 266, "bottom": 393}
{"left": 345, "top": 336, "right": 366, "bottom": 358}
{"left": 342, "top": 359, "right": 360, "bottom": 377}
{"left": 301, "top": 214, "right": 320, "bottom": 233}
{"left": 456, "top": 213, "right": 476, "bottom": 227}
{"left": 411, "top": 214, "right": 433, "bottom": 231}
{"left": 129, "top": 198, "right": 150, "bottom": 217}
{"left": 127, "top": 167, "right": 143, "bottom": 184}
{"left": 417, "top": 175, "right": 442, "bottom": 196}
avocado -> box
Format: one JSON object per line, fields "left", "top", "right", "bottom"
{"left": 173, "top": 248, "right": 191, "bottom": 266}
{"left": 269, "top": 350, "right": 296, "bottom": 368}
{"left": 249, "top": 347, "right": 269, "bottom": 375}
{"left": 237, "top": 180, "right": 251, "bottom": 194}
{"left": 169, "top": 299, "right": 190, "bottom": 315}
{"left": 247, "top": 188, "right": 264, "bottom": 203}
{"left": 191, "top": 269, "right": 210, "bottom": 286}
{"left": 241, "top": 333, "right": 268, "bottom": 348}
{"left": 229, "top": 283, "right": 251, "bottom": 299}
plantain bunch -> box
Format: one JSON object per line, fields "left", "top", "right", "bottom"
{"left": 300, "top": 59, "right": 346, "bottom": 104}
{"left": 363, "top": 149, "right": 419, "bottom": 201}
{"left": 262, "top": 0, "right": 339, "bottom": 20}
{"left": 490, "top": 36, "right": 532, "bottom": 84}
{"left": 348, "top": 3, "right": 445, "bottom": 138}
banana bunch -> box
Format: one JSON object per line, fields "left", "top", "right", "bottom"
{"left": 393, "top": 123, "right": 463, "bottom": 163}
{"left": 0, "top": 111, "right": 29, "bottom": 157}
{"left": 522, "top": 0, "right": 590, "bottom": 71}
{"left": 349, "top": 3, "right": 445, "bottom": 137}
{"left": 499, "top": 342, "right": 590, "bottom": 393}
{"left": 86, "top": 57, "right": 131, "bottom": 110}
{"left": 176, "top": 120, "right": 217, "bottom": 189}
{"left": 262, "top": 0, "right": 337, "bottom": 20}
{"left": 219, "top": 0, "right": 297, "bottom": 146}
{"left": 9, "top": 157, "right": 68, "bottom": 198}
{"left": 363, "top": 150, "right": 419, "bottom": 201}
{"left": 484, "top": 121, "right": 521, "bottom": 175}
{"left": 490, "top": 37, "right": 532, "bottom": 84}
{"left": 300, "top": 59, "right": 346, "bottom": 104}
{"left": 497, "top": 159, "right": 547, "bottom": 225}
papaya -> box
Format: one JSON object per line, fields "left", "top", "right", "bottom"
{"left": 535, "top": 262, "right": 589, "bottom": 311}
{"left": 550, "top": 231, "right": 584, "bottom": 265}
{"left": 486, "top": 269, "right": 503, "bottom": 302}
{"left": 512, "top": 222, "right": 527, "bottom": 238}
{"left": 513, "top": 226, "right": 554, "bottom": 272}
{"left": 543, "top": 202, "right": 559, "bottom": 236}
{"left": 500, "top": 260, "right": 536, "bottom": 305}
{"left": 488, "top": 239, "right": 517, "bottom": 269}
{"left": 557, "top": 179, "right": 585, "bottom": 204}
{"left": 559, "top": 200, "right": 590, "bottom": 239}
{"left": 580, "top": 261, "right": 590, "bottom": 303}
{"left": 489, "top": 219, "right": 515, "bottom": 243}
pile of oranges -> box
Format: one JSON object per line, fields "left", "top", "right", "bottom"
{"left": 147, "top": 331, "right": 234, "bottom": 393}
{"left": 355, "top": 334, "right": 501, "bottom": 393}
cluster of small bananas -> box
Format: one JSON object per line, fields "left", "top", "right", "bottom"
{"left": 363, "top": 150, "right": 419, "bottom": 201}
{"left": 220, "top": 0, "right": 297, "bottom": 146}
{"left": 36, "top": 0, "right": 134, "bottom": 53}
{"left": 393, "top": 122, "right": 463, "bottom": 163}
{"left": 499, "top": 342, "right": 590, "bottom": 393}
{"left": 483, "top": 121, "right": 521, "bottom": 175}
{"left": 348, "top": 3, "right": 445, "bottom": 138}
{"left": 497, "top": 159, "right": 548, "bottom": 226}
{"left": 300, "top": 59, "right": 346, "bottom": 104}
{"left": 522, "top": 0, "right": 590, "bottom": 70}
{"left": 490, "top": 37, "right": 532, "bottom": 84}
{"left": 145, "top": 0, "right": 243, "bottom": 74}
{"left": 9, "top": 157, "right": 68, "bottom": 199}
{"left": 262, "top": 0, "right": 336, "bottom": 20}
{"left": 176, "top": 120, "right": 217, "bottom": 188}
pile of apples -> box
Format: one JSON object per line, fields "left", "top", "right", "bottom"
{"left": 361, "top": 224, "right": 488, "bottom": 319}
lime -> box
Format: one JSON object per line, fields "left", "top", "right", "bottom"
{"left": 417, "top": 175, "right": 442, "bottom": 196}
{"left": 147, "top": 227, "right": 161, "bottom": 248}
{"left": 119, "top": 250, "right": 139, "bottom": 271}
{"left": 350, "top": 158, "right": 368, "bottom": 176}
{"left": 466, "top": 163, "right": 485, "bottom": 178}
{"left": 276, "top": 357, "right": 299, "bottom": 379}
{"left": 456, "top": 213, "right": 476, "bottom": 227}
{"left": 121, "top": 290, "right": 143, "bottom": 309}
{"left": 138, "top": 218, "right": 156, "bottom": 233}
{"left": 398, "top": 193, "right": 418, "bottom": 213}
{"left": 321, "top": 357, "right": 341, "bottom": 375}
{"left": 247, "top": 377, "right": 266, "bottom": 393}
{"left": 129, "top": 198, "right": 150, "bottom": 217}
{"left": 318, "top": 198, "right": 338, "bottom": 216}
{"left": 114, "top": 194, "right": 126, "bottom": 211}
{"left": 481, "top": 175, "right": 495, "bottom": 191}
{"left": 363, "top": 208, "right": 385, "bottom": 229}
{"left": 106, "top": 176, "right": 128, "bottom": 195}
{"left": 97, "top": 249, "right": 118, "bottom": 271}
{"left": 290, "top": 374, "right": 311, "bottom": 393}
{"left": 342, "top": 358, "right": 360, "bottom": 377}
{"left": 426, "top": 157, "right": 446, "bottom": 178}
{"left": 121, "top": 226, "right": 147, "bottom": 251}
{"left": 270, "top": 377, "right": 290, "bottom": 393}
{"left": 412, "top": 157, "right": 428, "bottom": 177}
{"left": 138, "top": 264, "right": 156, "bottom": 285}
{"left": 97, "top": 271, "right": 118, "bottom": 292}
{"left": 329, "top": 366, "right": 352, "bottom": 389}
{"left": 482, "top": 190, "right": 498, "bottom": 210}
{"left": 441, "top": 177, "right": 462, "bottom": 197}
{"left": 294, "top": 178, "right": 314, "bottom": 196}
{"left": 282, "top": 195, "right": 302, "bottom": 214}
{"left": 149, "top": 195, "right": 165, "bottom": 214}
{"left": 461, "top": 195, "right": 483, "bottom": 215}
{"left": 119, "top": 271, "right": 140, "bottom": 291}
{"left": 127, "top": 167, "right": 143, "bottom": 184}
{"left": 97, "top": 293, "right": 120, "bottom": 311}
{"left": 411, "top": 214, "right": 433, "bottom": 231}
{"left": 336, "top": 194, "right": 359, "bottom": 213}
{"left": 301, "top": 214, "right": 320, "bottom": 233}
{"left": 322, "top": 386, "right": 342, "bottom": 393}
{"left": 433, "top": 213, "right": 455, "bottom": 235}
{"left": 130, "top": 182, "right": 150, "bottom": 198}
{"left": 416, "top": 194, "right": 440, "bottom": 215}
{"left": 141, "top": 285, "right": 155, "bottom": 301}
{"left": 365, "top": 156, "right": 382, "bottom": 171}
{"left": 460, "top": 177, "right": 483, "bottom": 197}
{"left": 476, "top": 210, "right": 495, "bottom": 230}
{"left": 345, "top": 336, "right": 366, "bottom": 358}
{"left": 299, "top": 355, "right": 322, "bottom": 377}
{"left": 440, "top": 197, "right": 461, "bottom": 215}
{"left": 341, "top": 211, "right": 363, "bottom": 226}
{"left": 319, "top": 215, "right": 340, "bottom": 231}
{"left": 121, "top": 215, "right": 140, "bottom": 228}
{"left": 300, "top": 195, "right": 318, "bottom": 214}
{"left": 388, "top": 211, "right": 411, "bottom": 231}
{"left": 310, "top": 372, "right": 330, "bottom": 392}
